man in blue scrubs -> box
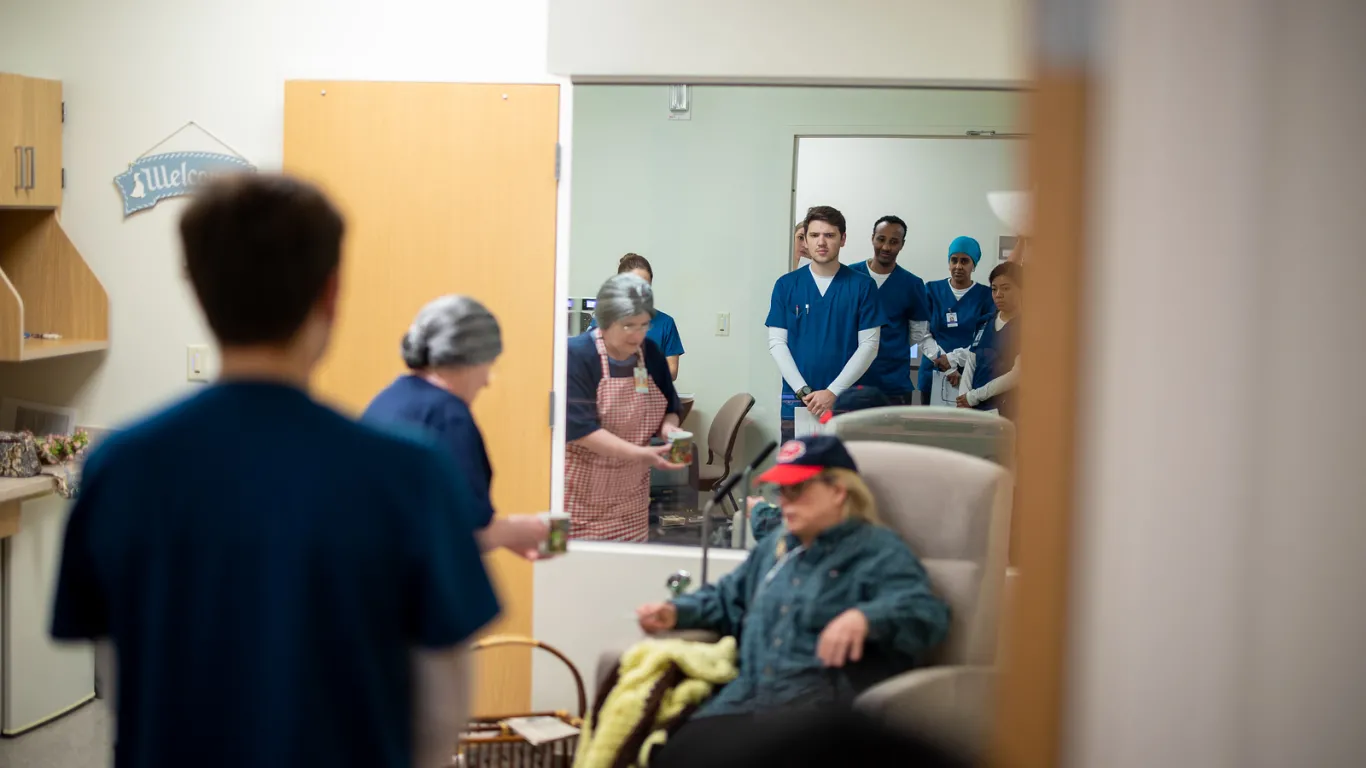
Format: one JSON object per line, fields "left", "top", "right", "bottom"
{"left": 849, "top": 215, "right": 930, "bottom": 405}
{"left": 50, "top": 175, "right": 497, "bottom": 768}
{"left": 766, "top": 205, "right": 886, "bottom": 441}
{"left": 586, "top": 253, "right": 686, "bottom": 379}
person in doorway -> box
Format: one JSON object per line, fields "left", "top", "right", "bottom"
{"left": 918, "top": 236, "right": 995, "bottom": 405}
{"left": 362, "top": 295, "right": 549, "bottom": 559}
{"left": 637, "top": 435, "right": 950, "bottom": 765}
{"left": 50, "top": 175, "right": 496, "bottom": 768}
{"left": 849, "top": 215, "right": 930, "bottom": 404}
{"left": 565, "top": 273, "right": 687, "bottom": 542}
{"left": 586, "top": 254, "right": 685, "bottom": 380}
{"left": 766, "top": 206, "right": 886, "bottom": 442}
{"left": 954, "top": 262, "right": 1023, "bottom": 418}
{"left": 791, "top": 220, "right": 810, "bottom": 271}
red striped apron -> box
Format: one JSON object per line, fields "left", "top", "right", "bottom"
{"left": 564, "top": 330, "right": 667, "bottom": 542}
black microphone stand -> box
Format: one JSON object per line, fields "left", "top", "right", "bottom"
{"left": 700, "top": 441, "right": 777, "bottom": 586}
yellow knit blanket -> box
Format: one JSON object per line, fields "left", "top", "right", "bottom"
{"left": 573, "top": 636, "right": 738, "bottom": 768}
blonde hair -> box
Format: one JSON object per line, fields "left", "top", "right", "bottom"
{"left": 823, "top": 468, "right": 880, "bottom": 524}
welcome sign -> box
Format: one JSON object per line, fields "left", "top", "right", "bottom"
{"left": 113, "top": 151, "right": 255, "bottom": 217}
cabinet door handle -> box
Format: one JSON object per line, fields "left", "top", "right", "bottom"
{"left": 25, "top": 147, "right": 35, "bottom": 190}
{"left": 12, "top": 146, "right": 21, "bottom": 191}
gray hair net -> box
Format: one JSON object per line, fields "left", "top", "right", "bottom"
{"left": 594, "top": 273, "right": 655, "bottom": 329}
{"left": 400, "top": 295, "right": 503, "bottom": 370}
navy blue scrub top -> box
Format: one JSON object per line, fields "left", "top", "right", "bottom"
{"left": 362, "top": 375, "right": 496, "bottom": 530}
{"left": 969, "top": 313, "right": 1021, "bottom": 417}
{"left": 918, "top": 279, "right": 996, "bottom": 393}
{"left": 51, "top": 381, "right": 498, "bottom": 768}
{"left": 849, "top": 261, "right": 930, "bottom": 396}
{"left": 765, "top": 264, "right": 887, "bottom": 419}
{"left": 566, "top": 334, "right": 680, "bottom": 441}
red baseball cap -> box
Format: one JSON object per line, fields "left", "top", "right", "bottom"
{"left": 756, "top": 435, "right": 859, "bottom": 486}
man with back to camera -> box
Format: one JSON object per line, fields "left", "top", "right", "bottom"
{"left": 50, "top": 175, "right": 496, "bottom": 768}
{"left": 767, "top": 205, "right": 886, "bottom": 441}
{"left": 848, "top": 215, "right": 931, "bottom": 405}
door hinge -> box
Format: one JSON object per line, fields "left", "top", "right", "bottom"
{"left": 61, "top": 102, "right": 66, "bottom": 123}
{"left": 554, "top": 143, "right": 561, "bottom": 182}
{"left": 61, "top": 168, "right": 65, "bottom": 188}
{"left": 549, "top": 390, "right": 556, "bottom": 427}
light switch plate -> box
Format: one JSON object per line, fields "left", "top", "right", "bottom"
{"left": 715, "top": 312, "right": 730, "bottom": 336}
{"left": 187, "top": 344, "right": 212, "bottom": 382}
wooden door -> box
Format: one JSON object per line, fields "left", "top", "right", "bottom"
{"left": 283, "top": 81, "right": 559, "bottom": 716}
{"left": 0, "top": 74, "right": 23, "bottom": 207}
{"left": 22, "top": 76, "right": 63, "bottom": 208}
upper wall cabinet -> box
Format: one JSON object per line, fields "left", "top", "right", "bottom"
{"left": 0, "top": 73, "right": 63, "bottom": 209}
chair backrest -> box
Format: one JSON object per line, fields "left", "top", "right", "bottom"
{"left": 826, "top": 405, "right": 1016, "bottom": 470}
{"left": 845, "top": 441, "right": 1012, "bottom": 667}
{"left": 705, "top": 393, "right": 755, "bottom": 473}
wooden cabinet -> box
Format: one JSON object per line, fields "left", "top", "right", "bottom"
{"left": 0, "top": 72, "right": 107, "bottom": 361}
{"left": 0, "top": 73, "right": 62, "bottom": 209}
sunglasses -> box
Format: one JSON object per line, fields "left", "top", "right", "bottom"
{"left": 776, "top": 474, "right": 829, "bottom": 501}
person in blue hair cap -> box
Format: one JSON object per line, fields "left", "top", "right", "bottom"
{"left": 916, "top": 236, "right": 996, "bottom": 404}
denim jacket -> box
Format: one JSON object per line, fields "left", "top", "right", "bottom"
{"left": 670, "top": 518, "right": 950, "bottom": 718}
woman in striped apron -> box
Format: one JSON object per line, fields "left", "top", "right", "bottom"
{"left": 564, "top": 273, "right": 686, "bottom": 542}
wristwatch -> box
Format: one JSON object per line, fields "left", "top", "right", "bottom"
{"left": 795, "top": 386, "right": 813, "bottom": 399}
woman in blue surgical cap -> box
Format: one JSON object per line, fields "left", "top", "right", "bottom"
{"left": 916, "top": 236, "right": 996, "bottom": 404}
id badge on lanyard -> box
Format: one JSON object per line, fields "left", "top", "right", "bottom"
{"left": 634, "top": 362, "right": 649, "bottom": 394}
{"left": 946, "top": 311, "right": 959, "bottom": 328}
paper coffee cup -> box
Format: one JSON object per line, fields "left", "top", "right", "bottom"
{"left": 667, "top": 431, "right": 694, "bottom": 464}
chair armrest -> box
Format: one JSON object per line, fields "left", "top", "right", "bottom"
{"left": 594, "top": 631, "right": 722, "bottom": 692}
{"left": 856, "top": 665, "right": 997, "bottom": 759}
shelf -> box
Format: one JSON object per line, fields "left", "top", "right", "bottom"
{"left": 0, "top": 210, "right": 110, "bottom": 362}
{"left": 20, "top": 338, "right": 109, "bottom": 361}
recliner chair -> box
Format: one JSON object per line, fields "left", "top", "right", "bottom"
{"left": 597, "top": 441, "right": 1012, "bottom": 760}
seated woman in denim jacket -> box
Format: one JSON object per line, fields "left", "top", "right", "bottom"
{"left": 636, "top": 435, "right": 950, "bottom": 762}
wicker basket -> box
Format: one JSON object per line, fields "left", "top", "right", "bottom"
{"left": 455, "top": 635, "right": 587, "bottom": 768}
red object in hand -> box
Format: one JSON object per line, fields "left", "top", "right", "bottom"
{"left": 819, "top": 411, "right": 833, "bottom": 425}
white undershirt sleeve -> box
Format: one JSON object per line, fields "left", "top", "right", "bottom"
{"left": 909, "top": 320, "right": 928, "bottom": 350}
{"left": 946, "top": 347, "right": 974, "bottom": 370}
{"left": 767, "top": 328, "right": 809, "bottom": 393}
{"left": 920, "top": 333, "right": 942, "bottom": 363}
{"left": 968, "top": 355, "right": 1022, "bottom": 406}
{"left": 958, "top": 350, "right": 978, "bottom": 396}
{"left": 829, "top": 328, "right": 881, "bottom": 396}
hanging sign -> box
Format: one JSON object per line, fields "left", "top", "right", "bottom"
{"left": 113, "top": 122, "right": 255, "bottom": 217}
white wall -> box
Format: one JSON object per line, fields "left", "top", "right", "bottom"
{"left": 0, "top": 0, "right": 571, "bottom": 431}
{"left": 549, "top": 0, "right": 1029, "bottom": 86}
{"left": 1065, "top": 1, "right": 1366, "bottom": 765}
{"left": 569, "top": 86, "right": 1022, "bottom": 450}
{"left": 794, "top": 136, "right": 1024, "bottom": 279}
{"left": 531, "top": 543, "right": 745, "bottom": 713}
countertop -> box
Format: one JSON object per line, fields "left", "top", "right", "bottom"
{"left": 0, "top": 474, "right": 64, "bottom": 539}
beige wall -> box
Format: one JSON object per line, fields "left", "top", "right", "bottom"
{"left": 549, "top": 0, "right": 1029, "bottom": 85}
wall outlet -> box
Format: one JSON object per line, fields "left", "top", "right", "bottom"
{"left": 187, "top": 344, "right": 212, "bottom": 382}
{"left": 715, "top": 312, "right": 731, "bottom": 336}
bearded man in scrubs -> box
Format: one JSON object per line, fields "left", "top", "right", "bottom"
{"left": 848, "top": 215, "right": 930, "bottom": 404}
{"left": 766, "top": 205, "right": 886, "bottom": 441}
